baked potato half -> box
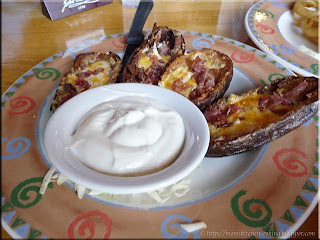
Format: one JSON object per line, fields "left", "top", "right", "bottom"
{"left": 121, "top": 23, "right": 185, "bottom": 85}
{"left": 204, "top": 76, "right": 319, "bottom": 157}
{"left": 51, "top": 52, "right": 122, "bottom": 111}
{"left": 159, "top": 48, "right": 233, "bottom": 111}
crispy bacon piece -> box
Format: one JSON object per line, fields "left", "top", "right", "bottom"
{"left": 190, "top": 56, "right": 217, "bottom": 95}
{"left": 77, "top": 68, "right": 104, "bottom": 78}
{"left": 205, "top": 103, "right": 243, "bottom": 128}
{"left": 172, "top": 78, "right": 193, "bottom": 93}
{"left": 75, "top": 79, "right": 90, "bottom": 90}
{"left": 145, "top": 63, "right": 166, "bottom": 85}
{"left": 258, "top": 80, "right": 309, "bottom": 112}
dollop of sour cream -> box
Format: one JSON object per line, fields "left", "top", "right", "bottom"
{"left": 69, "top": 97, "right": 185, "bottom": 176}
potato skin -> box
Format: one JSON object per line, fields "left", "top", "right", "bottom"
{"left": 159, "top": 48, "right": 233, "bottom": 111}
{"left": 205, "top": 76, "right": 319, "bottom": 157}
{"left": 50, "top": 52, "right": 122, "bottom": 111}
{"left": 121, "top": 23, "right": 185, "bottom": 84}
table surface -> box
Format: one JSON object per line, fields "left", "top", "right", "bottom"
{"left": 2, "top": 0, "right": 318, "bottom": 239}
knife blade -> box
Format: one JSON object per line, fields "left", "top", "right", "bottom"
{"left": 119, "top": 0, "right": 154, "bottom": 79}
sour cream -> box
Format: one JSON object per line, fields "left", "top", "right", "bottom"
{"left": 69, "top": 96, "right": 185, "bottom": 176}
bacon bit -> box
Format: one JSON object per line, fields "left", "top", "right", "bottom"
{"left": 189, "top": 85, "right": 212, "bottom": 99}
{"left": 204, "top": 105, "right": 229, "bottom": 127}
{"left": 172, "top": 78, "right": 193, "bottom": 93}
{"left": 258, "top": 80, "right": 308, "bottom": 112}
{"left": 205, "top": 103, "right": 243, "bottom": 128}
{"left": 258, "top": 94, "right": 293, "bottom": 113}
{"left": 189, "top": 89, "right": 198, "bottom": 99}
{"left": 197, "top": 71, "right": 216, "bottom": 86}
{"left": 149, "top": 55, "right": 160, "bottom": 64}
{"left": 204, "top": 105, "right": 223, "bottom": 122}
{"left": 284, "top": 80, "right": 308, "bottom": 100}
{"left": 78, "top": 68, "right": 104, "bottom": 78}
{"left": 258, "top": 96, "right": 269, "bottom": 107}
{"left": 191, "top": 56, "right": 207, "bottom": 74}
{"left": 145, "top": 63, "right": 166, "bottom": 85}
{"left": 226, "top": 104, "right": 242, "bottom": 116}
{"left": 75, "top": 79, "right": 90, "bottom": 90}
{"left": 189, "top": 56, "right": 217, "bottom": 98}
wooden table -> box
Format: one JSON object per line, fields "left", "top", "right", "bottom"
{"left": 2, "top": 0, "right": 318, "bottom": 239}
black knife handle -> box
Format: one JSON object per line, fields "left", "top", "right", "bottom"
{"left": 127, "top": 0, "right": 154, "bottom": 45}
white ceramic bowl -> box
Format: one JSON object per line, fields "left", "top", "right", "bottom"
{"left": 44, "top": 83, "right": 210, "bottom": 194}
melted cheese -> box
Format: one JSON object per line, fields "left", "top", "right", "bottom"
{"left": 65, "top": 61, "right": 111, "bottom": 87}
{"left": 138, "top": 45, "right": 171, "bottom": 70}
{"left": 161, "top": 55, "right": 171, "bottom": 63}
{"left": 138, "top": 56, "right": 152, "bottom": 69}
{"left": 88, "top": 72, "right": 109, "bottom": 87}
{"left": 205, "top": 56, "right": 225, "bottom": 69}
{"left": 191, "top": 52, "right": 225, "bottom": 69}
{"left": 209, "top": 92, "right": 292, "bottom": 139}
{"left": 159, "top": 66, "right": 198, "bottom": 98}
{"left": 65, "top": 73, "right": 77, "bottom": 85}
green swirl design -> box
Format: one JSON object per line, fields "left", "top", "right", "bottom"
{"left": 310, "top": 64, "right": 318, "bottom": 75}
{"left": 268, "top": 73, "right": 285, "bottom": 83}
{"left": 11, "top": 177, "right": 53, "bottom": 209}
{"left": 35, "top": 68, "right": 60, "bottom": 82}
{"left": 257, "top": 10, "right": 275, "bottom": 18}
{"left": 231, "top": 190, "right": 272, "bottom": 227}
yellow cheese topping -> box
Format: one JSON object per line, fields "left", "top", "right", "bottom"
{"left": 159, "top": 66, "right": 198, "bottom": 98}
{"left": 138, "top": 56, "right": 152, "bottom": 69}
{"left": 89, "top": 72, "right": 109, "bottom": 87}
{"left": 209, "top": 91, "right": 292, "bottom": 139}
{"left": 161, "top": 55, "right": 171, "bottom": 63}
{"left": 65, "top": 73, "right": 77, "bottom": 85}
{"left": 137, "top": 45, "right": 171, "bottom": 70}
{"left": 191, "top": 52, "right": 226, "bottom": 70}
{"left": 65, "top": 61, "right": 111, "bottom": 87}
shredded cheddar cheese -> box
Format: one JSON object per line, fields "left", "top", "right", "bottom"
{"left": 65, "top": 61, "right": 111, "bottom": 86}
{"left": 138, "top": 45, "right": 171, "bottom": 70}
{"left": 159, "top": 66, "right": 198, "bottom": 98}
{"left": 138, "top": 56, "right": 153, "bottom": 69}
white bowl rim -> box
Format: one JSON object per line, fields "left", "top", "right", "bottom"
{"left": 44, "top": 83, "right": 210, "bottom": 194}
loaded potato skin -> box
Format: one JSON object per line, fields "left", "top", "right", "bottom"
{"left": 121, "top": 23, "right": 186, "bottom": 85}
{"left": 159, "top": 48, "right": 233, "bottom": 111}
{"left": 51, "top": 52, "right": 122, "bottom": 111}
{"left": 204, "top": 76, "right": 319, "bottom": 157}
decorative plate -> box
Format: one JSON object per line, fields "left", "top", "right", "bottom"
{"left": 2, "top": 31, "right": 318, "bottom": 239}
{"left": 245, "top": 0, "right": 319, "bottom": 78}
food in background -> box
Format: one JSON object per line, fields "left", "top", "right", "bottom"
{"left": 293, "top": 0, "right": 318, "bottom": 43}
